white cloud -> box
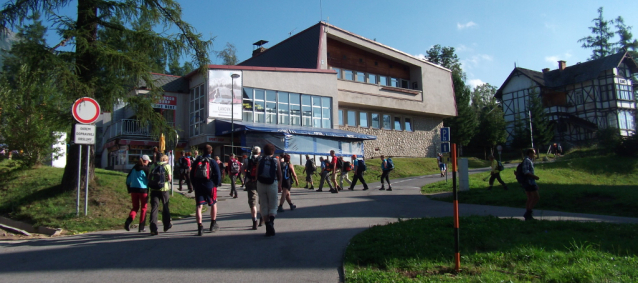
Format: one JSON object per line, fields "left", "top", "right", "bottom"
{"left": 457, "top": 21, "right": 477, "bottom": 30}
{"left": 468, "top": 79, "right": 486, "bottom": 89}
{"left": 460, "top": 54, "right": 493, "bottom": 70}
{"left": 456, "top": 44, "right": 471, "bottom": 52}
{"left": 414, "top": 53, "right": 426, "bottom": 60}
{"left": 544, "top": 22, "right": 557, "bottom": 32}
{"left": 544, "top": 51, "right": 573, "bottom": 63}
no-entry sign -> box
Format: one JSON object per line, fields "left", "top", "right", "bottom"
{"left": 72, "top": 97, "right": 101, "bottom": 124}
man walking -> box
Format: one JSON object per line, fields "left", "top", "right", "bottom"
{"left": 302, "top": 155, "right": 316, "bottom": 190}
{"left": 227, "top": 153, "right": 241, "bottom": 198}
{"left": 148, "top": 154, "right": 172, "bottom": 235}
{"left": 316, "top": 156, "right": 334, "bottom": 192}
{"left": 437, "top": 153, "right": 446, "bottom": 177}
{"left": 338, "top": 156, "right": 353, "bottom": 190}
{"left": 517, "top": 148, "right": 540, "bottom": 221}
{"left": 178, "top": 151, "right": 193, "bottom": 193}
{"left": 379, "top": 155, "right": 392, "bottom": 191}
{"left": 329, "top": 150, "right": 339, "bottom": 193}
{"left": 191, "top": 144, "right": 222, "bottom": 235}
{"left": 348, "top": 155, "right": 369, "bottom": 191}
{"left": 487, "top": 155, "right": 508, "bottom": 190}
{"left": 244, "top": 147, "right": 261, "bottom": 229}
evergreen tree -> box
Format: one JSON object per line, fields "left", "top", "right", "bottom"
{"left": 443, "top": 71, "right": 477, "bottom": 148}
{"left": 613, "top": 16, "right": 638, "bottom": 57}
{"left": 1, "top": 1, "right": 212, "bottom": 191}
{"left": 217, "top": 42, "right": 238, "bottom": 65}
{"left": 579, "top": 7, "right": 615, "bottom": 60}
{"left": 527, "top": 91, "right": 554, "bottom": 149}
{"left": 167, "top": 57, "right": 194, "bottom": 76}
{"left": 470, "top": 102, "right": 507, "bottom": 158}
{"left": 426, "top": 44, "right": 463, "bottom": 78}
{"left": 510, "top": 115, "right": 531, "bottom": 152}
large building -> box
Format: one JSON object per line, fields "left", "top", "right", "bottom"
{"left": 496, "top": 51, "right": 637, "bottom": 145}
{"left": 98, "top": 22, "right": 456, "bottom": 170}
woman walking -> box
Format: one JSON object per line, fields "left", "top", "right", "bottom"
{"left": 277, "top": 154, "right": 299, "bottom": 212}
{"left": 256, "top": 144, "right": 282, "bottom": 236}
{"left": 124, "top": 155, "right": 151, "bottom": 232}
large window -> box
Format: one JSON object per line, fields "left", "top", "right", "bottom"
{"left": 241, "top": 87, "right": 331, "bottom": 129}
{"left": 189, "top": 84, "right": 206, "bottom": 137}
{"left": 616, "top": 84, "right": 634, "bottom": 101}
{"left": 347, "top": 110, "right": 356, "bottom": 126}
{"left": 371, "top": 113, "right": 379, "bottom": 128}
{"left": 338, "top": 110, "right": 344, "bottom": 126}
{"left": 383, "top": 114, "right": 391, "bottom": 129}
{"left": 359, "top": 112, "right": 368, "bottom": 127}
{"left": 394, "top": 117, "right": 402, "bottom": 130}
{"left": 404, "top": 118, "right": 412, "bottom": 132}
{"left": 333, "top": 67, "right": 413, "bottom": 90}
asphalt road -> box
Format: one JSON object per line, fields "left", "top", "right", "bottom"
{"left": 2, "top": 167, "right": 637, "bottom": 283}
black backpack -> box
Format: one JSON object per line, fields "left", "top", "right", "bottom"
{"left": 515, "top": 161, "right": 526, "bottom": 184}
{"left": 258, "top": 156, "right": 278, "bottom": 184}
{"left": 178, "top": 156, "right": 188, "bottom": 169}
{"left": 336, "top": 157, "right": 343, "bottom": 170}
{"left": 230, "top": 159, "right": 240, "bottom": 174}
{"left": 358, "top": 159, "right": 367, "bottom": 172}
{"left": 148, "top": 164, "right": 166, "bottom": 189}
{"left": 194, "top": 157, "right": 216, "bottom": 181}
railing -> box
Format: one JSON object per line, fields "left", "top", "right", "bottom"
{"left": 103, "top": 119, "right": 174, "bottom": 141}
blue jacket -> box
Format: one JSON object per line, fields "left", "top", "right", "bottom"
{"left": 126, "top": 164, "right": 149, "bottom": 193}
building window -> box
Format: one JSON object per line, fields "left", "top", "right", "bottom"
{"left": 290, "top": 93, "right": 301, "bottom": 126}
{"left": 278, "top": 91, "right": 289, "bottom": 125}
{"left": 356, "top": 72, "right": 366, "bottom": 83}
{"left": 189, "top": 84, "right": 206, "bottom": 137}
{"left": 401, "top": 79, "right": 409, "bottom": 89}
{"left": 348, "top": 110, "right": 356, "bottom": 127}
{"left": 338, "top": 110, "right": 344, "bottom": 126}
{"left": 359, "top": 112, "right": 368, "bottom": 127}
{"left": 404, "top": 118, "right": 412, "bottom": 132}
{"left": 368, "top": 74, "right": 377, "bottom": 84}
{"left": 383, "top": 114, "right": 391, "bottom": 129}
{"left": 344, "top": 70, "right": 354, "bottom": 81}
{"left": 394, "top": 117, "right": 402, "bottom": 130}
{"left": 302, "top": 95, "right": 312, "bottom": 126}
{"left": 379, "top": 76, "right": 388, "bottom": 86}
{"left": 322, "top": 97, "right": 331, "bottom": 128}
{"left": 254, "top": 89, "right": 265, "bottom": 123}
{"left": 243, "top": 87, "right": 254, "bottom": 122}
{"left": 371, "top": 113, "right": 379, "bottom": 128}
{"left": 312, "top": 96, "right": 322, "bottom": 128}
{"left": 241, "top": 88, "right": 330, "bottom": 128}
{"left": 333, "top": 68, "right": 342, "bottom": 79}
{"left": 391, "top": 77, "right": 400, "bottom": 88}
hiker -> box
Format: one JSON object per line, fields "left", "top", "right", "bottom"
{"left": 215, "top": 156, "right": 225, "bottom": 183}
{"left": 437, "top": 153, "right": 446, "bottom": 177}
{"left": 487, "top": 155, "right": 508, "bottom": 190}
{"left": 338, "top": 156, "right": 353, "bottom": 190}
{"left": 277, "top": 154, "right": 299, "bottom": 212}
{"left": 191, "top": 150, "right": 199, "bottom": 161}
{"left": 124, "top": 155, "right": 151, "bottom": 232}
{"left": 317, "top": 156, "right": 334, "bottom": 192}
{"left": 348, "top": 155, "right": 369, "bottom": 191}
{"left": 245, "top": 146, "right": 262, "bottom": 230}
{"left": 329, "top": 150, "right": 340, "bottom": 193}
{"left": 557, "top": 143, "right": 563, "bottom": 157}
{"left": 240, "top": 154, "right": 248, "bottom": 188}
{"left": 226, "top": 153, "right": 241, "bottom": 198}
{"left": 256, "top": 143, "right": 283, "bottom": 236}
{"left": 515, "top": 148, "right": 541, "bottom": 221}
{"left": 302, "top": 155, "right": 316, "bottom": 190}
{"left": 147, "top": 154, "right": 173, "bottom": 235}
{"left": 379, "top": 155, "right": 393, "bottom": 191}
{"left": 151, "top": 146, "right": 161, "bottom": 164}
{"left": 178, "top": 151, "right": 193, "bottom": 193}
{"left": 191, "top": 144, "right": 222, "bottom": 236}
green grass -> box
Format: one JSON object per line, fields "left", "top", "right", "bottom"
{"left": 0, "top": 159, "right": 195, "bottom": 233}
{"left": 422, "top": 153, "right": 638, "bottom": 217}
{"left": 345, "top": 216, "right": 638, "bottom": 282}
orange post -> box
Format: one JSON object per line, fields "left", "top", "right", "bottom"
{"left": 452, "top": 143, "right": 460, "bottom": 272}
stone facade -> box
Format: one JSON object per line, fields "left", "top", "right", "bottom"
{"left": 340, "top": 115, "right": 444, "bottom": 158}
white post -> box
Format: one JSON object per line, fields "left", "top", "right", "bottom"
{"left": 85, "top": 145, "right": 90, "bottom": 216}
{"left": 76, "top": 145, "right": 82, "bottom": 216}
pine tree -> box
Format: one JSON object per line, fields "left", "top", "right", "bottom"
{"left": 613, "top": 16, "right": 638, "bottom": 57}
{"left": 0, "top": 1, "right": 212, "bottom": 191}
{"left": 510, "top": 115, "right": 531, "bottom": 152}
{"left": 443, "top": 72, "right": 477, "bottom": 148}
{"left": 579, "top": 7, "right": 615, "bottom": 60}
{"left": 527, "top": 91, "right": 554, "bottom": 149}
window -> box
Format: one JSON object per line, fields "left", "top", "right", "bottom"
{"left": 404, "top": 118, "right": 412, "bottom": 132}
{"left": 240, "top": 88, "right": 330, "bottom": 128}
{"left": 348, "top": 110, "right": 356, "bottom": 126}
{"left": 401, "top": 79, "right": 409, "bottom": 89}
{"left": 254, "top": 89, "right": 265, "bottom": 123}
{"left": 338, "top": 110, "right": 344, "bottom": 126}
{"left": 360, "top": 112, "right": 368, "bottom": 127}
{"left": 312, "top": 96, "right": 322, "bottom": 128}
{"left": 322, "top": 97, "right": 331, "bottom": 128}
{"left": 391, "top": 77, "right": 400, "bottom": 87}
{"left": 302, "top": 95, "right": 312, "bottom": 126}
{"left": 242, "top": 87, "right": 254, "bottom": 122}
{"left": 333, "top": 68, "right": 342, "bottom": 79}
{"left": 344, "top": 70, "right": 354, "bottom": 81}
{"left": 356, "top": 72, "right": 365, "bottom": 83}
{"left": 394, "top": 117, "right": 402, "bottom": 130}
{"left": 383, "top": 114, "right": 391, "bottom": 129}
{"left": 189, "top": 84, "right": 206, "bottom": 137}
{"left": 278, "top": 92, "right": 289, "bottom": 125}
{"left": 616, "top": 84, "right": 634, "bottom": 101}
{"left": 371, "top": 113, "right": 379, "bottom": 128}
{"left": 379, "top": 76, "right": 388, "bottom": 86}
{"left": 290, "top": 93, "right": 301, "bottom": 126}
{"left": 368, "top": 74, "right": 377, "bottom": 84}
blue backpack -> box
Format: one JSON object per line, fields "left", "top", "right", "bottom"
{"left": 282, "top": 161, "right": 290, "bottom": 180}
{"left": 384, "top": 158, "right": 395, "bottom": 171}
{"left": 258, "top": 156, "right": 278, "bottom": 184}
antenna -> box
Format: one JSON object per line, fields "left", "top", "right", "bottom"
{"left": 289, "top": 27, "right": 297, "bottom": 36}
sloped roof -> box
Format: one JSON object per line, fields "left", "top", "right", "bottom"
{"left": 138, "top": 73, "right": 189, "bottom": 93}
{"left": 496, "top": 51, "right": 638, "bottom": 98}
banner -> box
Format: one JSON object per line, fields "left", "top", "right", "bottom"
{"left": 208, "top": 70, "right": 242, "bottom": 119}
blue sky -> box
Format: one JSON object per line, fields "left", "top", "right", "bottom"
{"left": 28, "top": 0, "right": 638, "bottom": 90}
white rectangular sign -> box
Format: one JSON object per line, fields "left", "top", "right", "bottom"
{"left": 74, "top": 124, "right": 96, "bottom": 145}
{"left": 208, "top": 70, "right": 242, "bottom": 119}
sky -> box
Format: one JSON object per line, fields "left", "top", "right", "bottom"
{"left": 12, "top": 0, "right": 638, "bottom": 90}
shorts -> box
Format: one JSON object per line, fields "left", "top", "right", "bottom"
{"left": 195, "top": 184, "right": 217, "bottom": 206}
{"left": 246, "top": 181, "right": 258, "bottom": 207}
{"left": 522, "top": 182, "right": 538, "bottom": 192}
{"left": 439, "top": 163, "right": 446, "bottom": 171}
{"left": 281, "top": 178, "right": 292, "bottom": 190}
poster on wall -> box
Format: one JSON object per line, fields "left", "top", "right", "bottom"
{"left": 208, "top": 70, "right": 242, "bottom": 120}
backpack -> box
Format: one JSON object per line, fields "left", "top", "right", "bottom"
{"left": 248, "top": 156, "right": 260, "bottom": 179}
{"left": 344, "top": 161, "right": 352, "bottom": 172}
{"left": 126, "top": 168, "right": 146, "bottom": 189}
{"left": 385, "top": 158, "right": 395, "bottom": 170}
{"left": 194, "top": 157, "right": 215, "bottom": 180}
{"left": 358, "top": 159, "right": 367, "bottom": 172}
{"left": 230, "top": 159, "right": 240, "bottom": 174}
{"left": 282, "top": 161, "right": 290, "bottom": 180}
{"left": 148, "top": 164, "right": 167, "bottom": 189}
{"left": 258, "top": 156, "right": 278, "bottom": 184}
{"left": 515, "top": 161, "right": 526, "bottom": 184}
{"left": 324, "top": 160, "right": 333, "bottom": 171}
{"left": 179, "top": 156, "right": 189, "bottom": 169}
{"left": 306, "top": 159, "right": 316, "bottom": 174}
{"left": 497, "top": 161, "right": 504, "bottom": 171}
{"left": 336, "top": 158, "right": 343, "bottom": 170}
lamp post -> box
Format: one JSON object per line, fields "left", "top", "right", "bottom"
{"left": 231, "top": 73, "right": 240, "bottom": 156}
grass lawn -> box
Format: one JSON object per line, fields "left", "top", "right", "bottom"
{"left": 344, "top": 216, "right": 638, "bottom": 282}
{"left": 0, "top": 159, "right": 195, "bottom": 233}
{"left": 422, "top": 153, "right": 638, "bottom": 218}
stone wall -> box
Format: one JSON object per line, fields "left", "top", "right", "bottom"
{"left": 341, "top": 115, "right": 444, "bottom": 158}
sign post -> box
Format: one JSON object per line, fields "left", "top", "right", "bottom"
{"left": 72, "top": 97, "right": 100, "bottom": 217}
{"left": 441, "top": 127, "right": 451, "bottom": 182}
{"left": 452, "top": 143, "right": 460, "bottom": 273}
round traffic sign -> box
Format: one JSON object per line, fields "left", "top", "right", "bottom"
{"left": 72, "top": 97, "right": 101, "bottom": 124}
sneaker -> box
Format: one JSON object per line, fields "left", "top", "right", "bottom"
{"left": 289, "top": 203, "right": 296, "bottom": 211}
{"left": 163, "top": 223, "right": 172, "bottom": 232}
{"left": 363, "top": 187, "right": 369, "bottom": 191}
{"left": 315, "top": 188, "right": 323, "bottom": 192}
{"left": 124, "top": 217, "right": 132, "bottom": 231}
{"left": 150, "top": 231, "right": 159, "bottom": 236}
{"left": 379, "top": 187, "right": 385, "bottom": 191}
{"left": 387, "top": 187, "right": 392, "bottom": 191}
{"left": 277, "top": 206, "right": 284, "bottom": 213}
{"left": 210, "top": 222, "right": 220, "bottom": 232}
{"left": 348, "top": 187, "right": 354, "bottom": 191}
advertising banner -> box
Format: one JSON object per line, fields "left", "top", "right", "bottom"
{"left": 153, "top": 95, "right": 177, "bottom": 110}
{"left": 208, "top": 70, "right": 242, "bottom": 119}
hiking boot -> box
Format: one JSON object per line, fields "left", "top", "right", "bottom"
{"left": 163, "top": 223, "right": 173, "bottom": 232}
{"left": 150, "top": 230, "right": 159, "bottom": 236}
{"left": 379, "top": 187, "right": 385, "bottom": 190}
{"left": 304, "top": 185, "right": 308, "bottom": 189}
{"left": 309, "top": 186, "right": 315, "bottom": 190}
{"left": 197, "top": 223, "right": 203, "bottom": 236}
{"left": 188, "top": 188, "right": 193, "bottom": 193}
{"left": 330, "top": 189, "right": 338, "bottom": 194}
{"left": 315, "top": 188, "right": 323, "bottom": 192}
{"left": 233, "top": 193, "right": 238, "bottom": 199}
{"left": 277, "top": 205, "right": 285, "bottom": 213}
{"left": 178, "top": 187, "right": 183, "bottom": 191}
{"left": 387, "top": 187, "right": 392, "bottom": 191}
{"left": 258, "top": 218, "right": 263, "bottom": 227}
{"left": 265, "top": 221, "right": 274, "bottom": 237}
{"left": 124, "top": 217, "right": 133, "bottom": 231}
{"left": 289, "top": 203, "right": 296, "bottom": 211}
{"left": 138, "top": 222, "right": 146, "bottom": 232}
{"left": 348, "top": 187, "right": 354, "bottom": 191}
{"left": 210, "top": 221, "right": 220, "bottom": 232}
{"left": 523, "top": 210, "right": 533, "bottom": 221}
{"left": 363, "top": 187, "right": 369, "bottom": 191}
{"left": 229, "top": 191, "right": 234, "bottom": 197}
{"left": 337, "top": 186, "right": 343, "bottom": 191}
{"left": 252, "top": 220, "right": 258, "bottom": 230}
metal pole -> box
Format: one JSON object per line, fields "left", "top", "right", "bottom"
{"left": 452, "top": 143, "right": 460, "bottom": 273}
{"left": 76, "top": 144, "right": 82, "bottom": 216}
{"left": 231, "top": 77, "right": 235, "bottom": 157}
{"left": 84, "top": 145, "right": 90, "bottom": 216}
{"left": 170, "top": 150, "right": 174, "bottom": 196}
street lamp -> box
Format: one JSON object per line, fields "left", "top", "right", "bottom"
{"left": 231, "top": 73, "right": 240, "bottom": 156}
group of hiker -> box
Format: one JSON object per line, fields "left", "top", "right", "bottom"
{"left": 122, "top": 145, "right": 397, "bottom": 237}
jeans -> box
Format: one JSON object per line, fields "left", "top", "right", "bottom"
{"left": 319, "top": 171, "right": 334, "bottom": 190}
{"left": 179, "top": 169, "right": 192, "bottom": 191}
{"left": 489, "top": 172, "right": 507, "bottom": 187}
{"left": 149, "top": 190, "right": 171, "bottom": 232}
{"left": 129, "top": 192, "right": 148, "bottom": 224}
{"left": 230, "top": 174, "right": 238, "bottom": 196}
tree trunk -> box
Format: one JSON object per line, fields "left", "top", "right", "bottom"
{"left": 61, "top": 0, "right": 98, "bottom": 191}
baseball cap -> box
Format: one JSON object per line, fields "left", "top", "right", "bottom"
{"left": 141, "top": 155, "right": 151, "bottom": 161}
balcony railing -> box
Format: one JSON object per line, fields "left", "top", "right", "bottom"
{"left": 103, "top": 119, "right": 174, "bottom": 141}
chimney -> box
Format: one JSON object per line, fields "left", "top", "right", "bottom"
{"left": 542, "top": 68, "right": 550, "bottom": 73}
{"left": 252, "top": 40, "right": 269, "bottom": 58}
{"left": 252, "top": 47, "right": 267, "bottom": 57}
{"left": 558, "top": 60, "right": 566, "bottom": 70}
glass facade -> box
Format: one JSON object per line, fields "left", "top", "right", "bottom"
{"left": 190, "top": 84, "right": 206, "bottom": 137}
{"left": 242, "top": 87, "right": 331, "bottom": 128}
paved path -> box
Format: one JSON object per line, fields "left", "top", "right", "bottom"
{"left": 2, "top": 167, "right": 637, "bottom": 283}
